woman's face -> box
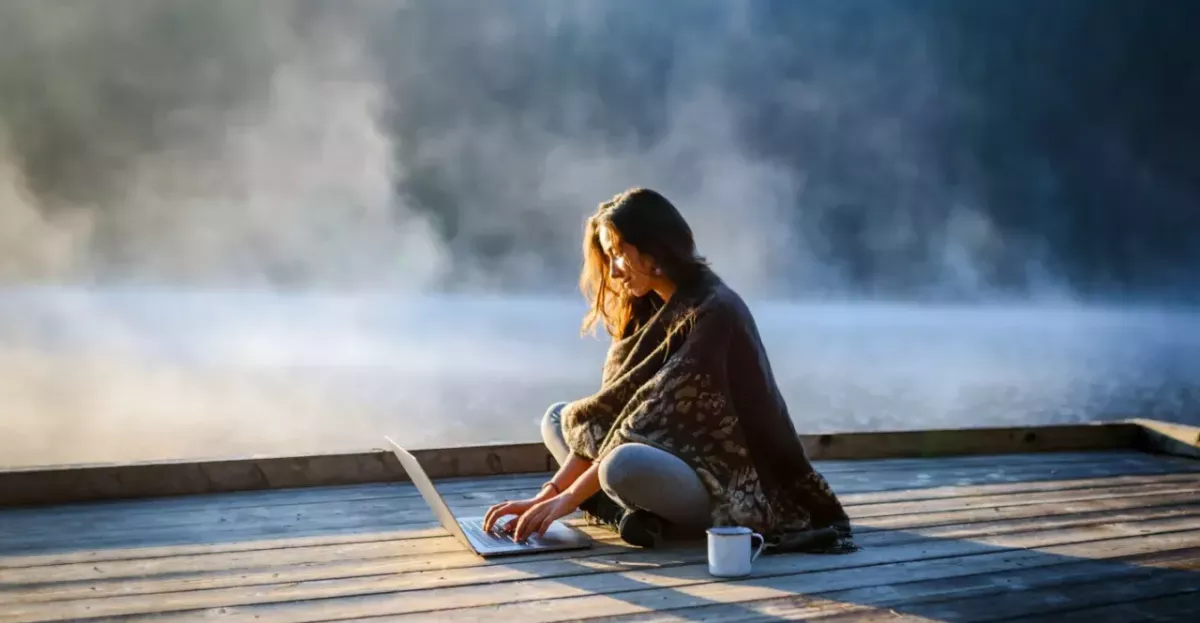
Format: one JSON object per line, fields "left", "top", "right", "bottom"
{"left": 599, "top": 224, "right": 656, "bottom": 298}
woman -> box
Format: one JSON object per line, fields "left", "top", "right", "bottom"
{"left": 483, "top": 188, "right": 853, "bottom": 553}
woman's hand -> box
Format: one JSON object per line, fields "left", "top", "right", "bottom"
{"left": 483, "top": 497, "right": 539, "bottom": 534}
{"left": 482, "top": 456, "right": 600, "bottom": 541}
{"left": 512, "top": 494, "right": 579, "bottom": 542}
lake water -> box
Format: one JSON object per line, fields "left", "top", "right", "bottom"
{"left": 1, "top": 287, "right": 1197, "bottom": 468}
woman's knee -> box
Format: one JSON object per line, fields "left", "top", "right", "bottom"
{"left": 540, "top": 401, "right": 570, "bottom": 463}
{"left": 540, "top": 401, "right": 567, "bottom": 437}
{"left": 598, "top": 443, "right": 653, "bottom": 494}
{"left": 599, "top": 443, "right": 711, "bottom": 525}
{"left": 545, "top": 401, "right": 567, "bottom": 422}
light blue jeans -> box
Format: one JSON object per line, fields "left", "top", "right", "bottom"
{"left": 541, "top": 402, "right": 711, "bottom": 528}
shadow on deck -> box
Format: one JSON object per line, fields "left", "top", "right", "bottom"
{"left": 0, "top": 450, "right": 1198, "bottom": 621}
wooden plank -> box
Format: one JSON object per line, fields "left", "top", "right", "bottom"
{"left": 337, "top": 518, "right": 1187, "bottom": 622}
{"left": 0, "top": 530, "right": 445, "bottom": 571}
{"left": 0, "top": 518, "right": 600, "bottom": 582}
{"left": 0, "top": 453, "right": 1190, "bottom": 561}
{"left": 0, "top": 521, "right": 450, "bottom": 560}
{"left": 1013, "top": 591, "right": 1200, "bottom": 623}
{"left": 4, "top": 484, "right": 1191, "bottom": 591}
{"left": 5, "top": 451, "right": 1150, "bottom": 520}
{"left": 4, "top": 476, "right": 1196, "bottom": 559}
{"left": 4, "top": 468, "right": 1196, "bottom": 572}
{"left": 853, "top": 492, "right": 1200, "bottom": 534}
{"left": 77, "top": 451, "right": 1180, "bottom": 513}
{"left": 4, "top": 520, "right": 1195, "bottom": 623}
{"left": 0, "top": 450, "right": 399, "bottom": 509}
{"left": 2, "top": 464, "right": 1196, "bottom": 563}
{"left": 8, "top": 508, "right": 1196, "bottom": 623}
{"left": 1, "top": 450, "right": 1189, "bottom": 524}
{"left": 797, "top": 422, "right": 1141, "bottom": 461}
{"left": 816, "top": 450, "right": 1177, "bottom": 474}
{"left": 408, "top": 526, "right": 1200, "bottom": 623}
{"left": 5, "top": 468, "right": 1192, "bottom": 550}
{"left": 6, "top": 492, "right": 1196, "bottom": 604}
{"left": 1132, "top": 418, "right": 1200, "bottom": 460}
{"left": 0, "top": 443, "right": 557, "bottom": 509}
{"left": 817, "top": 448, "right": 1182, "bottom": 471}
{"left": 855, "top": 500, "right": 1200, "bottom": 544}
{"left": 0, "top": 524, "right": 618, "bottom": 593}
{"left": 0, "top": 475, "right": 534, "bottom": 522}
{"left": 846, "top": 481, "right": 1200, "bottom": 524}
{"left": 589, "top": 546, "right": 1200, "bottom": 622}
{"left": 5, "top": 456, "right": 1194, "bottom": 551}
{"left": 7, "top": 451, "right": 1190, "bottom": 532}
{"left": 838, "top": 470, "right": 1200, "bottom": 507}
{"left": 5, "top": 485, "right": 1195, "bottom": 590}
{"left": 101, "top": 520, "right": 1200, "bottom": 623}
{"left": 0, "top": 423, "right": 1145, "bottom": 508}
{"left": 837, "top": 562, "right": 1200, "bottom": 622}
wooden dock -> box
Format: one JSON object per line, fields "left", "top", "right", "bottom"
{"left": 1, "top": 419, "right": 1198, "bottom": 621}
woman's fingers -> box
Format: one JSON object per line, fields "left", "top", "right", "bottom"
{"left": 536, "top": 498, "right": 572, "bottom": 537}
{"left": 512, "top": 507, "right": 535, "bottom": 541}
{"left": 515, "top": 504, "right": 547, "bottom": 542}
{"left": 537, "top": 512, "right": 557, "bottom": 537}
{"left": 483, "top": 502, "right": 511, "bottom": 532}
{"left": 487, "top": 499, "right": 543, "bottom": 534}
{"left": 515, "top": 497, "right": 576, "bottom": 541}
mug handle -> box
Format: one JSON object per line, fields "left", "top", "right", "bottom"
{"left": 750, "top": 532, "right": 766, "bottom": 561}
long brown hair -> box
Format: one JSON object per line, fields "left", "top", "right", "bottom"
{"left": 579, "top": 188, "right": 709, "bottom": 337}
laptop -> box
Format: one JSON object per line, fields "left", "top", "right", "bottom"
{"left": 383, "top": 436, "right": 593, "bottom": 557}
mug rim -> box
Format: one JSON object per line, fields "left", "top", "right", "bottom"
{"left": 707, "top": 526, "right": 752, "bottom": 536}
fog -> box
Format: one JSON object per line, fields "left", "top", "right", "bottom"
{"left": 3, "top": 288, "right": 1198, "bottom": 467}
{"left": 1, "top": 1, "right": 1197, "bottom": 467}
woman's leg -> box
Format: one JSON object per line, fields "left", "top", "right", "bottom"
{"left": 540, "top": 401, "right": 571, "bottom": 465}
{"left": 540, "top": 403, "right": 709, "bottom": 543}
{"left": 599, "top": 443, "right": 711, "bottom": 530}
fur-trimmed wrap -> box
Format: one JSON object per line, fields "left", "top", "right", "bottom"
{"left": 560, "top": 269, "right": 855, "bottom": 553}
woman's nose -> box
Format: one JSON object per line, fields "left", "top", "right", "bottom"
{"left": 609, "top": 260, "right": 625, "bottom": 280}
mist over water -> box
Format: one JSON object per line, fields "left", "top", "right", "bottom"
{"left": 1, "top": 1, "right": 1198, "bottom": 467}
{"left": 2, "top": 288, "right": 1198, "bottom": 468}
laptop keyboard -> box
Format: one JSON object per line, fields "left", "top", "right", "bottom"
{"left": 461, "top": 518, "right": 539, "bottom": 546}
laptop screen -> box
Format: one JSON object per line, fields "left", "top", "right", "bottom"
{"left": 383, "top": 436, "right": 471, "bottom": 544}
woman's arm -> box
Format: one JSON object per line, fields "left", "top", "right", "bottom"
{"left": 512, "top": 459, "right": 603, "bottom": 541}
{"left": 542, "top": 452, "right": 592, "bottom": 499}
{"left": 560, "top": 459, "right": 602, "bottom": 508}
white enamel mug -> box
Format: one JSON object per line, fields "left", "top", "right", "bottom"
{"left": 706, "top": 526, "right": 766, "bottom": 577}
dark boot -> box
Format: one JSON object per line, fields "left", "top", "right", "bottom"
{"left": 578, "top": 492, "right": 666, "bottom": 548}
{"left": 617, "top": 510, "right": 665, "bottom": 548}
{"left": 578, "top": 491, "right": 624, "bottom": 529}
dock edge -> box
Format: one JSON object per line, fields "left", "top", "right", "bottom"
{"left": 2, "top": 419, "right": 1196, "bottom": 508}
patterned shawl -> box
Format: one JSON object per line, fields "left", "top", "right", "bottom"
{"left": 560, "top": 269, "right": 856, "bottom": 553}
